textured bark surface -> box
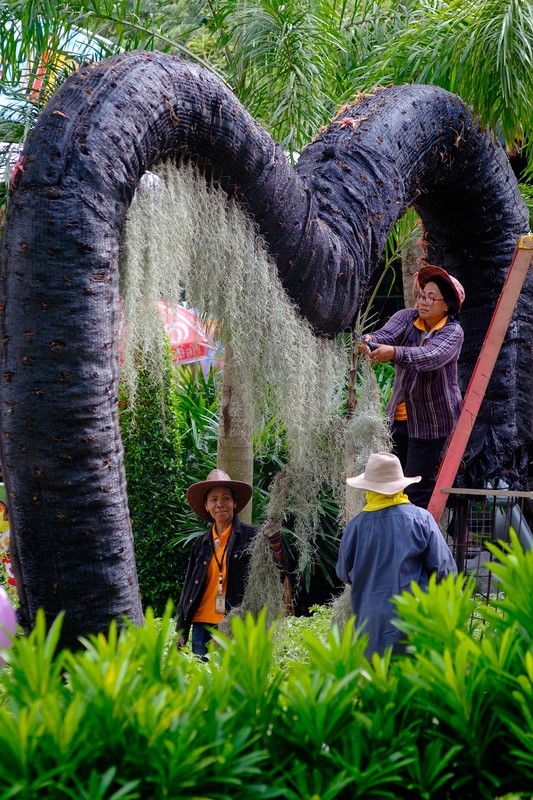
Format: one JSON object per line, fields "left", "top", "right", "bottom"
{"left": 217, "top": 343, "right": 254, "bottom": 524}
{"left": 1, "top": 51, "right": 530, "bottom": 644}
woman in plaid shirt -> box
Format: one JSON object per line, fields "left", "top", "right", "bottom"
{"left": 360, "top": 265, "right": 465, "bottom": 508}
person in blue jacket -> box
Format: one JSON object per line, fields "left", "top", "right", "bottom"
{"left": 336, "top": 452, "right": 457, "bottom": 658}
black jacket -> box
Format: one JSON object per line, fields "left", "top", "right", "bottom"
{"left": 176, "top": 515, "right": 257, "bottom": 644}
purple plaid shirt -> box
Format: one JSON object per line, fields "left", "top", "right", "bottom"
{"left": 371, "top": 308, "right": 464, "bottom": 439}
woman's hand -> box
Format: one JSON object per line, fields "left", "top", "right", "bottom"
{"left": 358, "top": 335, "right": 374, "bottom": 354}
{"left": 367, "top": 343, "right": 395, "bottom": 363}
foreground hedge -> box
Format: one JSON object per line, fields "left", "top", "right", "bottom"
{"left": 0, "top": 534, "right": 532, "bottom": 799}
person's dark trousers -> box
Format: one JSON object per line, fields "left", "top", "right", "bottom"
{"left": 391, "top": 420, "right": 446, "bottom": 509}
{"left": 191, "top": 622, "right": 213, "bottom": 660}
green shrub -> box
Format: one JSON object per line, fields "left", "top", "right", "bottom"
{"left": 270, "top": 603, "right": 333, "bottom": 676}
{"left": 1, "top": 534, "right": 533, "bottom": 798}
{"left": 119, "top": 350, "right": 188, "bottom": 616}
{"left": 166, "top": 364, "right": 221, "bottom": 544}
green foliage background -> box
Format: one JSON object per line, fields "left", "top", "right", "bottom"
{"left": 118, "top": 345, "right": 188, "bottom": 616}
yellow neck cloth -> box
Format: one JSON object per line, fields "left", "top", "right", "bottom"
{"left": 362, "top": 490, "right": 410, "bottom": 511}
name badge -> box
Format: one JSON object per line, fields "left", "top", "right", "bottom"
{"left": 215, "top": 593, "right": 226, "bottom": 614}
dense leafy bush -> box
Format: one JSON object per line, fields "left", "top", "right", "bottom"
{"left": 0, "top": 534, "right": 532, "bottom": 799}
{"left": 166, "top": 365, "right": 221, "bottom": 545}
{"left": 119, "top": 350, "right": 188, "bottom": 616}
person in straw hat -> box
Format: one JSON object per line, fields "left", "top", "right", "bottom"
{"left": 176, "top": 468, "right": 257, "bottom": 659}
{"left": 360, "top": 264, "right": 465, "bottom": 509}
{"left": 336, "top": 452, "right": 457, "bottom": 658}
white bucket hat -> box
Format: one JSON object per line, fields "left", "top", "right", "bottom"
{"left": 347, "top": 452, "right": 421, "bottom": 495}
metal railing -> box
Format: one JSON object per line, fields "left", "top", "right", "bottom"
{"left": 441, "top": 487, "right": 533, "bottom": 605}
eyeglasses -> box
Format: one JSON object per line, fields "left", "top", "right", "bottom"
{"left": 416, "top": 292, "right": 445, "bottom": 306}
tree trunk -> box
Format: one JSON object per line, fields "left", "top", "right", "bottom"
{"left": 1, "top": 51, "right": 530, "bottom": 644}
{"left": 217, "top": 342, "right": 254, "bottom": 523}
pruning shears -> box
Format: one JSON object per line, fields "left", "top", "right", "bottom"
{"left": 355, "top": 332, "right": 377, "bottom": 352}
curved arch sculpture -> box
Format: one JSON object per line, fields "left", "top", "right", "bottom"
{"left": 1, "top": 51, "right": 530, "bottom": 647}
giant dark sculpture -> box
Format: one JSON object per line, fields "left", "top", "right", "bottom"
{"left": 1, "top": 51, "right": 530, "bottom": 649}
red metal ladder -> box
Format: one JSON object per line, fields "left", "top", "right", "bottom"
{"left": 428, "top": 235, "right": 533, "bottom": 524}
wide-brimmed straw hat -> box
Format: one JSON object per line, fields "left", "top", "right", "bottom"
{"left": 347, "top": 452, "right": 421, "bottom": 495}
{"left": 186, "top": 469, "right": 253, "bottom": 522}
{"left": 416, "top": 265, "right": 465, "bottom": 311}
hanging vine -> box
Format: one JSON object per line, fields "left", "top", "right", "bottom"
{"left": 121, "top": 161, "right": 390, "bottom": 607}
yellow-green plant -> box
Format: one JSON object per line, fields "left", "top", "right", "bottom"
{"left": 1, "top": 534, "right": 532, "bottom": 798}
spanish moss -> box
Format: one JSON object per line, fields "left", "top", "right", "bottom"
{"left": 121, "top": 162, "right": 389, "bottom": 586}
